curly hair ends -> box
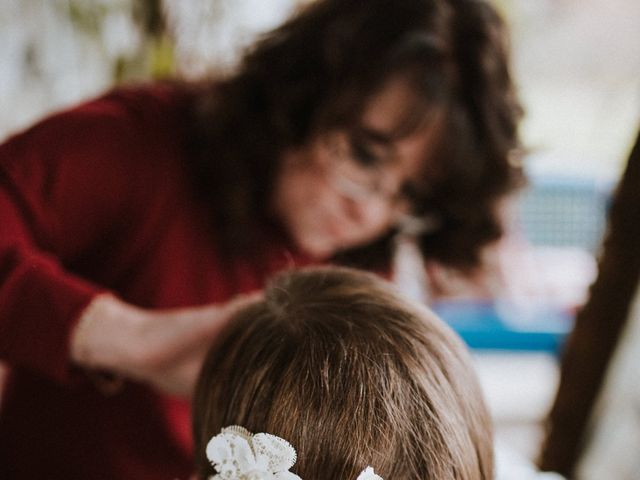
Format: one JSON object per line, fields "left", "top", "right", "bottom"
{"left": 188, "top": 0, "right": 523, "bottom": 270}
{"left": 416, "top": 0, "right": 525, "bottom": 270}
{"left": 193, "top": 266, "right": 493, "bottom": 480}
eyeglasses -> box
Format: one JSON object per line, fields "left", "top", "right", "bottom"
{"left": 323, "top": 131, "right": 419, "bottom": 209}
{"left": 321, "top": 130, "right": 437, "bottom": 236}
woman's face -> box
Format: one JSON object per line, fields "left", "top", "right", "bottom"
{"left": 271, "top": 78, "right": 442, "bottom": 259}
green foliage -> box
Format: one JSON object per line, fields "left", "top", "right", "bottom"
{"left": 65, "top": 0, "right": 175, "bottom": 82}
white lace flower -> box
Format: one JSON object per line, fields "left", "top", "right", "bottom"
{"left": 356, "top": 466, "right": 384, "bottom": 480}
{"left": 205, "top": 426, "right": 386, "bottom": 480}
{"left": 206, "top": 426, "right": 301, "bottom": 480}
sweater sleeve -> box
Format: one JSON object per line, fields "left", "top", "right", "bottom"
{"left": 0, "top": 91, "right": 155, "bottom": 383}
{"left": 0, "top": 218, "right": 100, "bottom": 383}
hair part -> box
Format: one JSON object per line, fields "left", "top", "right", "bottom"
{"left": 193, "top": 267, "right": 493, "bottom": 479}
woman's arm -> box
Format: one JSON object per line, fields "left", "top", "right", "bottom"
{"left": 70, "top": 292, "right": 258, "bottom": 397}
{"left": 0, "top": 86, "right": 247, "bottom": 396}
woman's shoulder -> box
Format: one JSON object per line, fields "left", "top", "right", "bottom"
{"left": 82, "top": 81, "right": 199, "bottom": 126}
{"left": 0, "top": 82, "right": 202, "bottom": 234}
{"left": 1, "top": 81, "right": 198, "bottom": 160}
{"left": 3, "top": 81, "right": 204, "bottom": 177}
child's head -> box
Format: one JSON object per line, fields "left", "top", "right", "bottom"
{"left": 193, "top": 267, "right": 492, "bottom": 479}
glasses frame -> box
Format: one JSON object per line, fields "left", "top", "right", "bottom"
{"left": 321, "top": 130, "right": 435, "bottom": 235}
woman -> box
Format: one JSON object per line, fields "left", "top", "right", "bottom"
{"left": 0, "top": 0, "right": 522, "bottom": 478}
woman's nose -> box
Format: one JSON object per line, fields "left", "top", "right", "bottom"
{"left": 341, "top": 194, "right": 392, "bottom": 233}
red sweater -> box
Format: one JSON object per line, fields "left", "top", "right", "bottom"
{"left": 0, "top": 85, "right": 312, "bottom": 479}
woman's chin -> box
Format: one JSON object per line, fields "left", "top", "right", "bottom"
{"left": 296, "top": 235, "right": 339, "bottom": 261}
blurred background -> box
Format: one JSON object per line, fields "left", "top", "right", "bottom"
{"left": 1, "top": 0, "right": 639, "bottom": 468}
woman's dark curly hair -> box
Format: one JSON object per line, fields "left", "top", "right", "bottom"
{"left": 188, "top": 0, "right": 523, "bottom": 270}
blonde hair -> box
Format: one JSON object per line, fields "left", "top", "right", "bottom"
{"left": 193, "top": 267, "right": 492, "bottom": 479}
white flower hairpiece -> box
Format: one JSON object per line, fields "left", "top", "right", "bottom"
{"left": 355, "top": 466, "right": 384, "bottom": 480}
{"left": 206, "top": 426, "right": 383, "bottom": 480}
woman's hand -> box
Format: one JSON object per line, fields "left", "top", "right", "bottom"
{"left": 71, "top": 293, "right": 261, "bottom": 397}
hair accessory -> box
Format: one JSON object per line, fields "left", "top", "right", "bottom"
{"left": 206, "top": 426, "right": 384, "bottom": 480}
{"left": 356, "top": 466, "right": 383, "bottom": 480}
{"left": 206, "top": 425, "right": 300, "bottom": 479}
